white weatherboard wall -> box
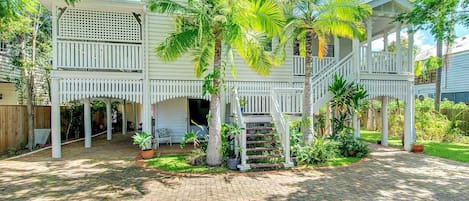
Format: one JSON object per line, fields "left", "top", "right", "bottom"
{"left": 155, "top": 97, "right": 188, "bottom": 143}
{"left": 0, "top": 83, "right": 19, "bottom": 105}
{"left": 146, "top": 13, "right": 293, "bottom": 82}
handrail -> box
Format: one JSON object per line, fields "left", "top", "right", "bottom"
{"left": 270, "top": 89, "right": 294, "bottom": 167}
{"left": 231, "top": 87, "right": 249, "bottom": 171}
{"left": 293, "top": 56, "right": 336, "bottom": 76}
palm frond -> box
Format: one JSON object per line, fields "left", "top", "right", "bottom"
{"left": 236, "top": 31, "right": 275, "bottom": 76}
{"left": 192, "top": 39, "right": 215, "bottom": 78}
{"left": 155, "top": 28, "right": 198, "bottom": 62}
{"left": 147, "top": 0, "right": 194, "bottom": 15}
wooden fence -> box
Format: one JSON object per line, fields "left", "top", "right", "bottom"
{"left": 0, "top": 106, "right": 51, "bottom": 153}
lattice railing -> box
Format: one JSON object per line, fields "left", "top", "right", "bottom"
{"left": 58, "top": 8, "right": 141, "bottom": 42}
{"left": 57, "top": 40, "right": 143, "bottom": 71}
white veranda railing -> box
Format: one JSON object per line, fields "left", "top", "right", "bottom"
{"left": 359, "top": 46, "right": 409, "bottom": 74}
{"left": 293, "top": 56, "right": 336, "bottom": 76}
{"left": 231, "top": 88, "right": 249, "bottom": 170}
{"left": 57, "top": 40, "right": 143, "bottom": 71}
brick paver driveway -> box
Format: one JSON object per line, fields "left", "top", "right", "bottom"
{"left": 1, "top": 134, "right": 468, "bottom": 201}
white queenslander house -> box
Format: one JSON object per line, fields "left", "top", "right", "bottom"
{"left": 39, "top": 0, "right": 417, "bottom": 169}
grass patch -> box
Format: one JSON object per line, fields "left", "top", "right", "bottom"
{"left": 145, "top": 154, "right": 231, "bottom": 174}
{"left": 295, "top": 156, "right": 362, "bottom": 169}
{"left": 419, "top": 141, "right": 469, "bottom": 163}
{"left": 360, "top": 130, "right": 469, "bottom": 163}
{"left": 360, "top": 130, "right": 403, "bottom": 147}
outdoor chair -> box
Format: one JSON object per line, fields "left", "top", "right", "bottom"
{"left": 153, "top": 128, "right": 172, "bottom": 149}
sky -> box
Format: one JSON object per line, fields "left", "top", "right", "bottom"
{"left": 372, "top": 24, "right": 469, "bottom": 52}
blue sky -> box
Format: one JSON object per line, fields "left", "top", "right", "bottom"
{"left": 417, "top": 24, "right": 469, "bottom": 48}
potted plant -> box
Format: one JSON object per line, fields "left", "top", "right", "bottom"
{"left": 239, "top": 97, "right": 246, "bottom": 113}
{"left": 224, "top": 124, "right": 243, "bottom": 170}
{"left": 412, "top": 143, "right": 424, "bottom": 153}
{"left": 132, "top": 132, "right": 154, "bottom": 159}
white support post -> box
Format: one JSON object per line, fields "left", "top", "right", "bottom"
{"left": 381, "top": 96, "right": 389, "bottom": 146}
{"left": 106, "top": 99, "right": 112, "bottom": 140}
{"left": 334, "top": 36, "right": 340, "bottom": 62}
{"left": 142, "top": 13, "right": 152, "bottom": 135}
{"left": 51, "top": 78, "right": 61, "bottom": 158}
{"left": 352, "top": 39, "right": 360, "bottom": 79}
{"left": 396, "top": 22, "right": 403, "bottom": 73}
{"left": 152, "top": 103, "right": 156, "bottom": 132}
{"left": 122, "top": 100, "right": 127, "bottom": 135}
{"left": 408, "top": 27, "right": 414, "bottom": 73}
{"left": 84, "top": 98, "right": 92, "bottom": 148}
{"left": 383, "top": 30, "right": 389, "bottom": 52}
{"left": 353, "top": 113, "right": 360, "bottom": 139}
{"left": 404, "top": 96, "right": 413, "bottom": 151}
{"left": 367, "top": 18, "right": 373, "bottom": 73}
{"left": 133, "top": 102, "right": 137, "bottom": 131}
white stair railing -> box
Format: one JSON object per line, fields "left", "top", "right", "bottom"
{"left": 311, "top": 52, "right": 356, "bottom": 112}
{"left": 270, "top": 89, "right": 295, "bottom": 168}
{"left": 231, "top": 87, "right": 250, "bottom": 171}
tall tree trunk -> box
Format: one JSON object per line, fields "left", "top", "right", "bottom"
{"left": 206, "top": 37, "right": 222, "bottom": 166}
{"left": 366, "top": 100, "right": 376, "bottom": 130}
{"left": 435, "top": 39, "right": 443, "bottom": 112}
{"left": 302, "top": 31, "right": 314, "bottom": 145}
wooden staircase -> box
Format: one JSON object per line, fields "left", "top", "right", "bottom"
{"left": 244, "top": 121, "right": 284, "bottom": 169}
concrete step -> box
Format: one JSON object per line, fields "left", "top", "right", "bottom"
{"left": 247, "top": 154, "right": 282, "bottom": 160}
{"left": 246, "top": 133, "right": 275, "bottom": 138}
{"left": 246, "top": 140, "right": 275, "bottom": 145}
{"left": 249, "top": 163, "right": 284, "bottom": 169}
{"left": 246, "top": 147, "right": 278, "bottom": 152}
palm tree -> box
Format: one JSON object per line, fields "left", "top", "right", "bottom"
{"left": 276, "top": 0, "right": 371, "bottom": 144}
{"left": 148, "top": 0, "right": 285, "bottom": 166}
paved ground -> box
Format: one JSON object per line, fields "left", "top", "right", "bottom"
{"left": 0, "top": 134, "right": 468, "bottom": 201}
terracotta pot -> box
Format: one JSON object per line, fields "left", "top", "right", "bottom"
{"left": 412, "top": 144, "right": 424, "bottom": 153}
{"left": 141, "top": 149, "right": 154, "bottom": 159}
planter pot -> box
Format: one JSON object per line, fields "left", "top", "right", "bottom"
{"left": 412, "top": 144, "right": 424, "bottom": 153}
{"left": 227, "top": 158, "right": 240, "bottom": 170}
{"left": 348, "top": 150, "right": 357, "bottom": 157}
{"left": 141, "top": 149, "right": 154, "bottom": 159}
{"left": 377, "top": 140, "right": 382, "bottom": 145}
{"left": 291, "top": 157, "right": 298, "bottom": 166}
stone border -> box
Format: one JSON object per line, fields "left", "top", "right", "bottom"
{"left": 135, "top": 153, "right": 369, "bottom": 177}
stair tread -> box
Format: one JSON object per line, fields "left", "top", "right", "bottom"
{"left": 246, "top": 147, "right": 278, "bottom": 152}
{"left": 250, "top": 163, "right": 284, "bottom": 169}
{"left": 246, "top": 140, "right": 275, "bottom": 144}
{"left": 246, "top": 127, "right": 273, "bottom": 130}
{"left": 246, "top": 133, "right": 275, "bottom": 137}
{"left": 247, "top": 154, "right": 282, "bottom": 160}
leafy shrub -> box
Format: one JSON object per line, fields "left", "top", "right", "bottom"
{"left": 338, "top": 135, "right": 369, "bottom": 158}
{"left": 295, "top": 138, "right": 339, "bottom": 165}
{"left": 186, "top": 149, "right": 206, "bottom": 166}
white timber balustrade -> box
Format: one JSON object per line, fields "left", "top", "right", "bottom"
{"left": 271, "top": 88, "right": 303, "bottom": 114}
{"left": 292, "top": 56, "right": 336, "bottom": 76}
{"left": 359, "top": 46, "right": 409, "bottom": 74}
{"left": 232, "top": 88, "right": 249, "bottom": 171}
{"left": 56, "top": 41, "right": 143, "bottom": 71}
{"left": 270, "top": 89, "right": 294, "bottom": 168}
{"left": 311, "top": 53, "right": 356, "bottom": 112}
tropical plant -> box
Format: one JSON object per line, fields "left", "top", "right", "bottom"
{"left": 132, "top": 132, "right": 153, "bottom": 150}
{"left": 187, "top": 149, "right": 207, "bottom": 166}
{"left": 275, "top": 0, "right": 371, "bottom": 144}
{"left": 329, "top": 74, "right": 368, "bottom": 139}
{"left": 221, "top": 123, "right": 243, "bottom": 160}
{"left": 397, "top": 0, "right": 469, "bottom": 111}
{"left": 148, "top": 0, "right": 285, "bottom": 166}
{"left": 338, "top": 134, "right": 369, "bottom": 158}
{"left": 180, "top": 131, "right": 200, "bottom": 149}
{"left": 295, "top": 137, "right": 339, "bottom": 165}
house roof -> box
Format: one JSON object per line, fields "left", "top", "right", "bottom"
{"left": 415, "top": 34, "right": 469, "bottom": 61}
{"left": 364, "top": 0, "right": 413, "bottom": 10}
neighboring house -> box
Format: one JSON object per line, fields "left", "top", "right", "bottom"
{"left": 415, "top": 34, "right": 469, "bottom": 103}
{"left": 39, "top": 0, "right": 417, "bottom": 169}
{"left": 0, "top": 40, "right": 21, "bottom": 105}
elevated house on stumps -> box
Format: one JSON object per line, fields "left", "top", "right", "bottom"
{"left": 39, "top": 0, "right": 416, "bottom": 170}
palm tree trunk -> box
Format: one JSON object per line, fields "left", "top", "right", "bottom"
{"left": 206, "top": 38, "right": 222, "bottom": 166}
{"left": 302, "top": 31, "right": 314, "bottom": 145}
{"left": 435, "top": 39, "right": 443, "bottom": 112}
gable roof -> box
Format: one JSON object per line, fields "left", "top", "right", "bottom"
{"left": 364, "top": 0, "right": 413, "bottom": 10}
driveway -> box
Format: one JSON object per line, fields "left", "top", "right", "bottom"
{"left": 0, "top": 134, "right": 468, "bottom": 201}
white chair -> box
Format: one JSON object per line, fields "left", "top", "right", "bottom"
{"left": 34, "top": 129, "right": 51, "bottom": 146}
{"left": 153, "top": 128, "right": 172, "bottom": 149}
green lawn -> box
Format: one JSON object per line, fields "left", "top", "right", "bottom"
{"left": 360, "top": 130, "right": 469, "bottom": 163}
{"left": 146, "top": 154, "right": 362, "bottom": 173}
{"left": 146, "top": 154, "right": 231, "bottom": 174}
{"left": 360, "top": 130, "right": 403, "bottom": 147}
